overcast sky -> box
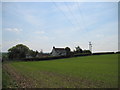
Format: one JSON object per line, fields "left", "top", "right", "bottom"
{"left": 2, "top": 1, "right": 118, "bottom": 53}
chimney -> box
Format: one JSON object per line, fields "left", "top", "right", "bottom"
{"left": 53, "top": 46, "right": 55, "bottom": 49}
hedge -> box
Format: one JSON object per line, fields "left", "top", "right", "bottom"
{"left": 5, "top": 52, "right": 118, "bottom": 62}
{"left": 92, "top": 52, "right": 115, "bottom": 55}
{"left": 74, "top": 53, "right": 91, "bottom": 57}
{"left": 22, "top": 55, "right": 70, "bottom": 61}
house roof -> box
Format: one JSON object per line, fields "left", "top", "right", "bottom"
{"left": 53, "top": 47, "right": 66, "bottom": 53}
{"left": 54, "top": 48, "right": 65, "bottom": 51}
{"left": 51, "top": 46, "right": 66, "bottom": 56}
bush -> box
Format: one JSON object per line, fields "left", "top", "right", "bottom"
{"left": 92, "top": 52, "right": 115, "bottom": 55}
{"left": 74, "top": 53, "right": 91, "bottom": 57}
{"left": 22, "top": 55, "right": 69, "bottom": 61}
{"left": 116, "top": 51, "right": 120, "bottom": 54}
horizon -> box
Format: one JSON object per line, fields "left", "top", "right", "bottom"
{"left": 1, "top": 43, "right": 119, "bottom": 53}
{"left": 2, "top": 2, "right": 118, "bottom": 53}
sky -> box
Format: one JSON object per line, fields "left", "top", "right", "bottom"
{"left": 2, "top": 1, "right": 118, "bottom": 53}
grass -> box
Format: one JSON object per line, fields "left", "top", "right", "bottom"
{"left": 0, "top": 63, "right": 2, "bottom": 89}
{"left": 2, "top": 54, "right": 118, "bottom": 88}
{"left": 2, "top": 70, "right": 18, "bottom": 88}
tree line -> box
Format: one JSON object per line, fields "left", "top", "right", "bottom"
{"left": 3, "top": 44, "right": 92, "bottom": 60}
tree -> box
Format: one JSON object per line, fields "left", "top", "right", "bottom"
{"left": 75, "top": 46, "right": 83, "bottom": 53}
{"left": 2, "top": 52, "right": 9, "bottom": 62}
{"left": 8, "top": 44, "right": 30, "bottom": 59}
{"left": 28, "top": 50, "right": 37, "bottom": 57}
{"left": 65, "top": 47, "right": 71, "bottom": 56}
{"left": 40, "top": 49, "right": 43, "bottom": 54}
{"left": 83, "top": 50, "right": 91, "bottom": 54}
{"left": 35, "top": 50, "right": 38, "bottom": 55}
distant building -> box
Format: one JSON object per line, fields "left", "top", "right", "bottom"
{"left": 36, "top": 53, "right": 50, "bottom": 58}
{"left": 26, "top": 53, "right": 32, "bottom": 58}
{"left": 51, "top": 46, "right": 66, "bottom": 56}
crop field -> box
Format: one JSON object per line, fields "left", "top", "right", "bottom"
{"left": 2, "top": 54, "right": 118, "bottom": 88}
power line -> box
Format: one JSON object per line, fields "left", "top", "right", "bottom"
{"left": 64, "top": 2, "right": 81, "bottom": 30}
{"left": 75, "top": 1, "right": 86, "bottom": 31}
{"left": 52, "top": 2, "right": 79, "bottom": 31}
{"left": 52, "top": 0, "right": 82, "bottom": 30}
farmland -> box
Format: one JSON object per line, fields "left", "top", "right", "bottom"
{"left": 2, "top": 54, "right": 118, "bottom": 88}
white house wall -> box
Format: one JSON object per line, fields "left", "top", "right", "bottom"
{"left": 51, "top": 48, "right": 66, "bottom": 56}
{"left": 51, "top": 49, "right": 58, "bottom": 56}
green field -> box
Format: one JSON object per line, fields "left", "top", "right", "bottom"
{"left": 2, "top": 54, "right": 118, "bottom": 88}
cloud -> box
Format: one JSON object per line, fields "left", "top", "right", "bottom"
{"left": 2, "top": 2, "right": 118, "bottom": 53}
{"left": 4, "top": 28, "right": 22, "bottom": 33}
{"left": 34, "top": 31, "right": 45, "bottom": 34}
{"left": 93, "top": 35, "right": 118, "bottom": 52}
{"left": 3, "top": 3, "right": 45, "bottom": 28}
{"left": 52, "top": 2, "right": 83, "bottom": 26}
{"left": 52, "top": 2, "right": 117, "bottom": 30}
{"left": 53, "top": 2, "right": 80, "bottom": 12}
{"left": 2, "top": 0, "right": 120, "bottom": 2}
{"left": 2, "top": 39, "right": 20, "bottom": 52}
{"left": 14, "top": 5, "right": 45, "bottom": 27}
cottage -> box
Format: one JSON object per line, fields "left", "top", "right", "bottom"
{"left": 51, "top": 46, "right": 66, "bottom": 56}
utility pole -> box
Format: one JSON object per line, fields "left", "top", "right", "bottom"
{"left": 89, "top": 42, "right": 92, "bottom": 53}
